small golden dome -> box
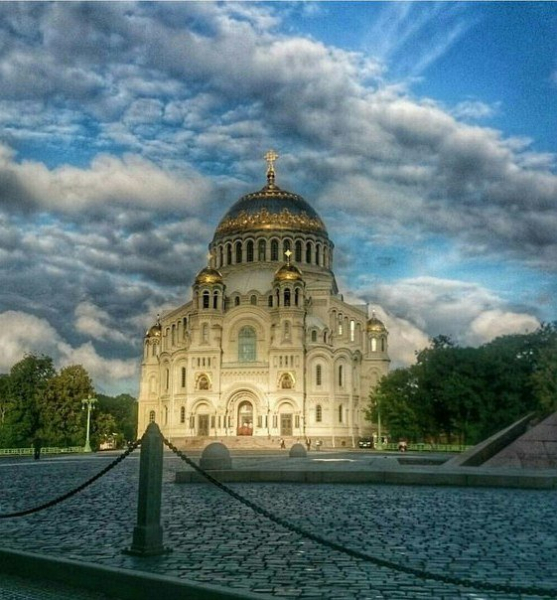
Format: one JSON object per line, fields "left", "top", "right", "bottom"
{"left": 274, "top": 262, "right": 303, "bottom": 282}
{"left": 146, "top": 317, "right": 162, "bottom": 338}
{"left": 195, "top": 266, "right": 223, "bottom": 286}
{"left": 366, "top": 314, "right": 387, "bottom": 333}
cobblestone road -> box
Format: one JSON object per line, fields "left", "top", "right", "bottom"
{"left": 0, "top": 451, "right": 556, "bottom": 599}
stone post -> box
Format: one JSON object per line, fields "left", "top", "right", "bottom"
{"left": 124, "top": 422, "right": 169, "bottom": 556}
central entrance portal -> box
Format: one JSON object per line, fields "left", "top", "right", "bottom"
{"left": 280, "top": 413, "right": 293, "bottom": 436}
{"left": 237, "top": 401, "right": 254, "bottom": 435}
{"left": 198, "top": 414, "right": 209, "bottom": 437}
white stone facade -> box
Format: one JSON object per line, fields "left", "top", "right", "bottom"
{"left": 138, "top": 167, "right": 389, "bottom": 446}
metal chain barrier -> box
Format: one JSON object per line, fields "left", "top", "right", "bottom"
{"left": 0, "top": 439, "right": 141, "bottom": 519}
{"left": 164, "top": 437, "right": 557, "bottom": 598}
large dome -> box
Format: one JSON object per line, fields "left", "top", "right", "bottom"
{"left": 213, "top": 154, "right": 327, "bottom": 241}
{"left": 215, "top": 183, "right": 327, "bottom": 237}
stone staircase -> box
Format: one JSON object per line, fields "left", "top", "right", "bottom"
{"left": 172, "top": 436, "right": 303, "bottom": 451}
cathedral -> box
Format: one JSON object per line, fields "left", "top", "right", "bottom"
{"left": 137, "top": 152, "right": 390, "bottom": 447}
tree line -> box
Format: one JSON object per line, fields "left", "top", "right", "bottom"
{"left": 0, "top": 354, "right": 137, "bottom": 450}
{"left": 369, "top": 323, "right": 557, "bottom": 445}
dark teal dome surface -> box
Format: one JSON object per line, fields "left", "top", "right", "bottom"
{"left": 214, "top": 183, "right": 328, "bottom": 239}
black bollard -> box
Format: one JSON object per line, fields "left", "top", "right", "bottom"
{"left": 124, "top": 422, "right": 170, "bottom": 556}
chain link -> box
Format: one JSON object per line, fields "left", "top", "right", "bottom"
{"left": 164, "top": 437, "right": 557, "bottom": 598}
{"left": 0, "top": 439, "right": 141, "bottom": 519}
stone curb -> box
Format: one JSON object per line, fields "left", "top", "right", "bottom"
{"left": 0, "top": 547, "right": 271, "bottom": 600}
{"left": 175, "top": 468, "right": 557, "bottom": 489}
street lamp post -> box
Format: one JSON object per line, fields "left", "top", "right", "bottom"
{"left": 82, "top": 395, "right": 97, "bottom": 453}
{"left": 376, "top": 402, "right": 383, "bottom": 450}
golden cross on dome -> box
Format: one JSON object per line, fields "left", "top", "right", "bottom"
{"left": 264, "top": 149, "right": 279, "bottom": 186}
{"left": 284, "top": 249, "right": 292, "bottom": 264}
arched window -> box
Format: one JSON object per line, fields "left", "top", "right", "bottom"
{"left": 295, "top": 240, "right": 302, "bottom": 263}
{"left": 246, "top": 240, "right": 254, "bottom": 262}
{"left": 294, "top": 288, "right": 300, "bottom": 307}
{"left": 315, "top": 243, "right": 321, "bottom": 265}
{"left": 284, "top": 287, "right": 291, "bottom": 307}
{"left": 238, "top": 326, "right": 256, "bottom": 362}
{"left": 213, "top": 291, "right": 218, "bottom": 309}
{"left": 227, "top": 243, "right": 232, "bottom": 265}
{"left": 197, "top": 374, "right": 210, "bottom": 390}
{"left": 181, "top": 367, "right": 186, "bottom": 388}
{"left": 316, "top": 364, "right": 322, "bottom": 386}
{"left": 235, "top": 241, "right": 242, "bottom": 263}
{"left": 284, "top": 321, "right": 291, "bottom": 340}
{"left": 311, "top": 330, "right": 317, "bottom": 342}
{"left": 219, "top": 246, "right": 224, "bottom": 267}
{"left": 271, "top": 239, "right": 279, "bottom": 261}
{"left": 338, "top": 365, "right": 343, "bottom": 387}
{"left": 338, "top": 315, "right": 343, "bottom": 335}
{"left": 165, "top": 368, "right": 170, "bottom": 390}
{"left": 381, "top": 337, "right": 385, "bottom": 352}
{"left": 283, "top": 239, "right": 291, "bottom": 258}
{"left": 371, "top": 337, "right": 377, "bottom": 352}
{"left": 234, "top": 296, "right": 240, "bottom": 307}
{"left": 305, "top": 242, "right": 312, "bottom": 263}
{"left": 338, "top": 404, "right": 343, "bottom": 423}
{"left": 250, "top": 295, "right": 257, "bottom": 306}
{"left": 280, "top": 373, "right": 293, "bottom": 389}
{"left": 350, "top": 320, "right": 355, "bottom": 342}
{"left": 316, "top": 404, "right": 322, "bottom": 423}
{"left": 202, "top": 323, "right": 209, "bottom": 343}
{"left": 180, "top": 406, "right": 186, "bottom": 424}
{"left": 268, "top": 295, "right": 273, "bottom": 307}
{"left": 258, "top": 239, "right": 266, "bottom": 261}
{"left": 202, "top": 291, "right": 210, "bottom": 309}
{"left": 149, "top": 410, "right": 156, "bottom": 423}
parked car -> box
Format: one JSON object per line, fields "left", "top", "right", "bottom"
{"left": 358, "top": 437, "right": 373, "bottom": 449}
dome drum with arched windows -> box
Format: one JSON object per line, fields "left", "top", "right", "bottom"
{"left": 138, "top": 151, "right": 390, "bottom": 448}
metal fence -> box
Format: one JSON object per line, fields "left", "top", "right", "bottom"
{"left": 0, "top": 447, "right": 84, "bottom": 457}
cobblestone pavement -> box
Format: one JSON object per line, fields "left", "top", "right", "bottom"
{"left": 0, "top": 451, "right": 556, "bottom": 600}
{"left": 0, "top": 573, "right": 123, "bottom": 600}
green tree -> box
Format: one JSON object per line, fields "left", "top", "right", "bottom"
{"left": 367, "top": 325, "right": 557, "bottom": 446}
{"left": 0, "top": 355, "right": 56, "bottom": 447}
{"left": 94, "top": 393, "right": 138, "bottom": 448}
{"left": 0, "top": 374, "right": 10, "bottom": 427}
{"left": 41, "top": 365, "right": 94, "bottom": 447}
{"left": 531, "top": 323, "right": 557, "bottom": 414}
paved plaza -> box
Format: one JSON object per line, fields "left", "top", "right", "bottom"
{"left": 0, "top": 450, "right": 556, "bottom": 599}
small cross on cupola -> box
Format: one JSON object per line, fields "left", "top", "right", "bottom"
{"left": 264, "top": 149, "right": 279, "bottom": 187}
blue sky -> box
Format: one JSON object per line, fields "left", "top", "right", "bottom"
{"left": 0, "top": 2, "right": 555, "bottom": 395}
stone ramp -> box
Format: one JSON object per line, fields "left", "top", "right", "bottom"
{"left": 484, "top": 411, "right": 557, "bottom": 468}
{"left": 443, "top": 413, "right": 535, "bottom": 468}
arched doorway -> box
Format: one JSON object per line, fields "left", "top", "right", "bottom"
{"left": 237, "top": 400, "right": 253, "bottom": 435}
{"left": 194, "top": 402, "right": 211, "bottom": 437}
{"left": 277, "top": 401, "right": 295, "bottom": 436}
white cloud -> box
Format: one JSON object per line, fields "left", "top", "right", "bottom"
{"left": 362, "top": 277, "right": 541, "bottom": 359}
{"left": 466, "top": 310, "right": 540, "bottom": 347}
{"left": 0, "top": 310, "right": 137, "bottom": 394}
{"left": 0, "top": 145, "right": 214, "bottom": 214}
{"left": 74, "top": 301, "right": 128, "bottom": 343}
{"left": 452, "top": 100, "right": 500, "bottom": 120}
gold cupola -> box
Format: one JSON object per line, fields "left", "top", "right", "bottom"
{"left": 274, "top": 249, "right": 303, "bottom": 282}
{"left": 366, "top": 311, "right": 387, "bottom": 333}
{"left": 145, "top": 314, "right": 162, "bottom": 338}
{"left": 194, "top": 266, "right": 224, "bottom": 286}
